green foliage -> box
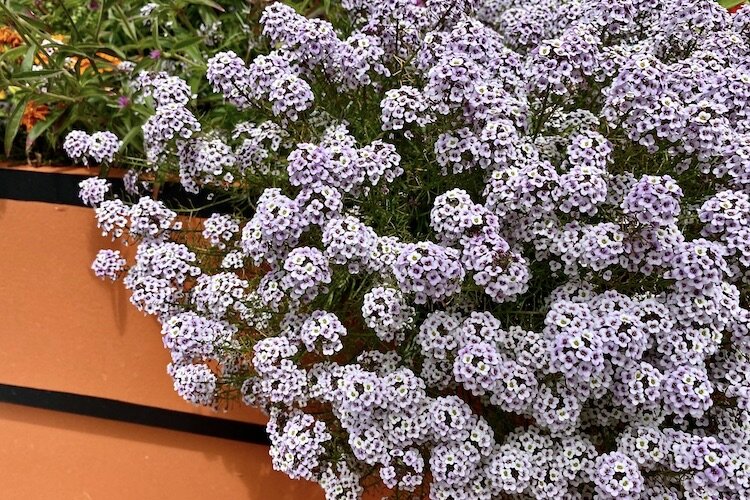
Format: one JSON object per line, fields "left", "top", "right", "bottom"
{"left": 0, "top": 0, "right": 266, "bottom": 162}
{"left": 719, "top": 0, "right": 745, "bottom": 8}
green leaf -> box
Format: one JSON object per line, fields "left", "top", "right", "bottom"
{"left": 182, "top": 45, "right": 204, "bottom": 66}
{"left": 4, "top": 95, "right": 29, "bottom": 157}
{"left": 111, "top": 5, "right": 138, "bottom": 42}
{"left": 56, "top": 106, "right": 80, "bottom": 133}
{"left": 0, "top": 46, "right": 28, "bottom": 64}
{"left": 16, "top": 13, "right": 48, "bottom": 31}
{"left": 183, "top": 0, "right": 226, "bottom": 12}
{"left": 41, "top": 44, "right": 92, "bottom": 59}
{"left": 11, "top": 69, "right": 66, "bottom": 80}
{"left": 76, "top": 86, "right": 109, "bottom": 98}
{"left": 25, "top": 108, "right": 65, "bottom": 154}
{"left": 172, "top": 35, "right": 205, "bottom": 51}
{"left": 21, "top": 44, "right": 37, "bottom": 71}
{"left": 67, "top": 44, "right": 127, "bottom": 59}
{"left": 719, "top": 0, "right": 745, "bottom": 7}
{"left": 94, "top": 0, "right": 107, "bottom": 41}
{"left": 129, "top": 57, "right": 154, "bottom": 76}
{"left": 119, "top": 122, "right": 143, "bottom": 152}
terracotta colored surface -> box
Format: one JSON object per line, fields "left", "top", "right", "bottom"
{"left": 0, "top": 198, "right": 262, "bottom": 423}
{"left": 0, "top": 193, "right": 325, "bottom": 498}
{"left": 0, "top": 161, "right": 126, "bottom": 177}
{"left": 0, "top": 402, "right": 319, "bottom": 500}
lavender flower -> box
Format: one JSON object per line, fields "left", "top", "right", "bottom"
{"left": 78, "top": 177, "right": 110, "bottom": 207}
{"left": 394, "top": 242, "right": 466, "bottom": 304}
{"left": 202, "top": 213, "right": 240, "bottom": 250}
{"left": 300, "top": 310, "right": 347, "bottom": 355}
{"left": 206, "top": 51, "right": 252, "bottom": 109}
{"left": 241, "top": 188, "right": 306, "bottom": 265}
{"left": 380, "top": 86, "right": 435, "bottom": 131}
{"left": 63, "top": 130, "right": 91, "bottom": 164}
{"left": 622, "top": 175, "right": 684, "bottom": 227}
{"left": 167, "top": 363, "right": 217, "bottom": 407}
{"left": 91, "top": 249, "right": 126, "bottom": 280}
{"left": 362, "top": 286, "right": 415, "bottom": 343}
{"left": 453, "top": 341, "right": 503, "bottom": 396}
{"left": 178, "top": 138, "right": 236, "bottom": 193}
{"left": 161, "top": 312, "right": 235, "bottom": 363}
{"left": 593, "top": 452, "right": 644, "bottom": 500}
{"left": 430, "top": 189, "right": 487, "bottom": 244}
{"left": 268, "top": 73, "right": 314, "bottom": 122}
{"left": 268, "top": 409, "right": 332, "bottom": 480}
{"left": 142, "top": 104, "right": 201, "bottom": 162}
{"left": 95, "top": 199, "right": 130, "bottom": 240}
{"left": 322, "top": 216, "right": 378, "bottom": 273}
{"left": 82, "top": 2, "right": 750, "bottom": 497}
{"left": 134, "top": 72, "right": 193, "bottom": 108}
{"left": 190, "top": 272, "right": 248, "bottom": 319}
{"left": 88, "top": 131, "right": 121, "bottom": 163}
{"left": 280, "top": 247, "right": 332, "bottom": 304}
{"left": 128, "top": 197, "right": 181, "bottom": 241}
{"left": 663, "top": 365, "right": 714, "bottom": 419}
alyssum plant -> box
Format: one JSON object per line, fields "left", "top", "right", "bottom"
{"left": 67, "top": 0, "right": 750, "bottom": 498}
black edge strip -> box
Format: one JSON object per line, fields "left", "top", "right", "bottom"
{"left": 0, "top": 168, "right": 93, "bottom": 206}
{"left": 0, "top": 168, "right": 236, "bottom": 217}
{"left": 0, "top": 383, "right": 269, "bottom": 445}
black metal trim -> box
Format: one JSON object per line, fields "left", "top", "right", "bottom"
{"left": 0, "top": 168, "right": 235, "bottom": 216}
{"left": 0, "top": 168, "right": 97, "bottom": 206}
{"left": 0, "top": 383, "right": 270, "bottom": 445}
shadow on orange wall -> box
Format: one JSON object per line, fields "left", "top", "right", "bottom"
{"left": 0, "top": 402, "right": 318, "bottom": 499}
{"left": 0, "top": 193, "right": 323, "bottom": 498}
{"left": 0, "top": 198, "right": 262, "bottom": 422}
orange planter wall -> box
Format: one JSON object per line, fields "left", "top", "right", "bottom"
{"left": 0, "top": 167, "right": 323, "bottom": 499}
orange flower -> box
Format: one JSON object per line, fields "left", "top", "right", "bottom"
{"left": 21, "top": 101, "right": 49, "bottom": 131}
{"left": 77, "top": 52, "right": 122, "bottom": 74}
{"left": 34, "top": 34, "right": 66, "bottom": 65}
{"left": 0, "top": 26, "right": 23, "bottom": 52}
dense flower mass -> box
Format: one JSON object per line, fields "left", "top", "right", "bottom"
{"left": 76, "top": 0, "right": 750, "bottom": 498}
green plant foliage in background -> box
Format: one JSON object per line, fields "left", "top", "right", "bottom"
{"left": 0, "top": 0, "right": 272, "bottom": 162}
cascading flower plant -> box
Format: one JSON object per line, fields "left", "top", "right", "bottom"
{"left": 68, "top": 0, "right": 750, "bottom": 498}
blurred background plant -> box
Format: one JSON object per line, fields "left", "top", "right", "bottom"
{"left": 0, "top": 0, "right": 281, "bottom": 164}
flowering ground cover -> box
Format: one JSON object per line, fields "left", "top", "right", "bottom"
{"left": 48, "top": 0, "right": 750, "bottom": 498}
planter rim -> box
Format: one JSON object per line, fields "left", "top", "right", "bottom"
{"left": 0, "top": 161, "right": 127, "bottom": 178}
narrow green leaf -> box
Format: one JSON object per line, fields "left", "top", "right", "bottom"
{"left": 21, "top": 44, "right": 37, "bottom": 71}
{"left": 94, "top": 0, "right": 107, "bottom": 41}
{"left": 11, "top": 69, "right": 66, "bottom": 80}
{"left": 186, "top": 0, "right": 225, "bottom": 12}
{"left": 0, "top": 46, "right": 28, "bottom": 64}
{"left": 111, "top": 5, "right": 138, "bottom": 42}
{"left": 76, "top": 87, "right": 109, "bottom": 98}
{"left": 129, "top": 56, "right": 155, "bottom": 76}
{"left": 719, "top": 0, "right": 745, "bottom": 7}
{"left": 172, "top": 35, "right": 205, "bottom": 51}
{"left": 40, "top": 44, "right": 92, "bottom": 59}
{"left": 4, "top": 95, "right": 30, "bottom": 157}
{"left": 184, "top": 0, "right": 226, "bottom": 12}
{"left": 119, "top": 122, "right": 143, "bottom": 152}
{"left": 66, "top": 44, "right": 127, "bottom": 59}
{"left": 16, "top": 13, "right": 48, "bottom": 31}
{"left": 25, "top": 108, "right": 65, "bottom": 153}
{"left": 182, "top": 45, "right": 204, "bottom": 66}
{"left": 55, "top": 105, "right": 80, "bottom": 133}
